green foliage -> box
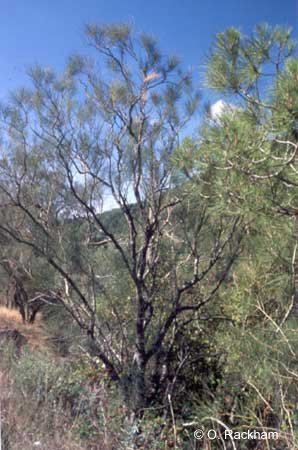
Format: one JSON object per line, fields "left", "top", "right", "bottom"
{"left": 170, "top": 23, "right": 298, "bottom": 449}
{"left": 207, "top": 24, "right": 295, "bottom": 95}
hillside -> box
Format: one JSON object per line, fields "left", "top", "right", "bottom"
{"left": 0, "top": 307, "right": 47, "bottom": 349}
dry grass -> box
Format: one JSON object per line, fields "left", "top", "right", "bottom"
{"left": 0, "top": 306, "right": 48, "bottom": 348}
{"left": 0, "top": 308, "right": 85, "bottom": 449}
{"left": 0, "top": 306, "right": 125, "bottom": 450}
{"left": 0, "top": 370, "right": 88, "bottom": 450}
{"left": 0, "top": 305, "right": 23, "bottom": 323}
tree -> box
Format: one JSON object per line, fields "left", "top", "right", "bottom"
{"left": 205, "top": 24, "right": 297, "bottom": 216}
{"left": 201, "top": 23, "right": 298, "bottom": 322}
{"left": 176, "top": 25, "right": 298, "bottom": 447}
{"left": 0, "top": 23, "right": 243, "bottom": 418}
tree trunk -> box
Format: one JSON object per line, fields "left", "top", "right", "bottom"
{"left": 132, "top": 355, "right": 147, "bottom": 417}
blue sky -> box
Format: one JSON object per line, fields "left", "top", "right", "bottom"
{"left": 0, "top": 0, "right": 297, "bottom": 100}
